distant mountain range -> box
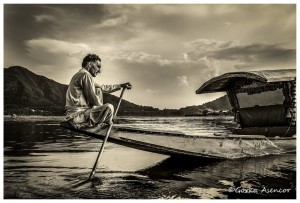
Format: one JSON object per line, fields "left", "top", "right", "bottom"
{"left": 4, "top": 66, "right": 281, "bottom": 116}
{"left": 4, "top": 66, "right": 164, "bottom": 115}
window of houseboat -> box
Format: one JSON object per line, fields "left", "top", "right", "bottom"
{"left": 236, "top": 88, "right": 285, "bottom": 108}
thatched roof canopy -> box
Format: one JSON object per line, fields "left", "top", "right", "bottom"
{"left": 196, "top": 69, "right": 296, "bottom": 94}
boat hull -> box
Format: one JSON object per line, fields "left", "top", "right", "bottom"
{"left": 60, "top": 122, "right": 296, "bottom": 159}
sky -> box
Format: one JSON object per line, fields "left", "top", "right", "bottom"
{"left": 3, "top": 4, "right": 296, "bottom": 109}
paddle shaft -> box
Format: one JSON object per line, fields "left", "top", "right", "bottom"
{"left": 88, "top": 87, "right": 126, "bottom": 180}
{"left": 114, "top": 87, "right": 126, "bottom": 117}
{"left": 88, "top": 124, "right": 113, "bottom": 180}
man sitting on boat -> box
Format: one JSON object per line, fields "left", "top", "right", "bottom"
{"left": 65, "top": 53, "right": 132, "bottom": 129}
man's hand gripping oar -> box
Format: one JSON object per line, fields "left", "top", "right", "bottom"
{"left": 88, "top": 83, "right": 131, "bottom": 180}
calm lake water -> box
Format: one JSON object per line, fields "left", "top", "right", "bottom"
{"left": 4, "top": 116, "right": 296, "bottom": 199}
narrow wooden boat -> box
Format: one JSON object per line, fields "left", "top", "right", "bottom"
{"left": 61, "top": 69, "right": 296, "bottom": 159}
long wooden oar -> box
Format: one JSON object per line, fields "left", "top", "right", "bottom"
{"left": 88, "top": 87, "right": 126, "bottom": 180}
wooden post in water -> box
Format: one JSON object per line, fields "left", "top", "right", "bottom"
{"left": 88, "top": 87, "right": 126, "bottom": 180}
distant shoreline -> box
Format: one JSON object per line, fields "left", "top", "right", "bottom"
{"left": 3, "top": 115, "right": 65, "bottom": 122}
{"left": 4, "top": 115, "right": 230, "bottom": 122}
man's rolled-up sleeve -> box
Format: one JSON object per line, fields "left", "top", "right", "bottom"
{"left": 99, "top": 84, "right": 122, "bottom": 93}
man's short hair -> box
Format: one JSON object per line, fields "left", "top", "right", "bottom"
{"left": 82, "top": 53, "right": 101, "bottom": 68}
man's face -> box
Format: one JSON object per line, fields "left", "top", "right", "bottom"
{"left": 89, "top": 60, "right": 101, "bottom": 77}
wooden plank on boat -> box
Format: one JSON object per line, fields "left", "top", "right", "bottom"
{"left": 115, "top": 126, "right": 187, "bottom": 137}
{"left": 60, "top": 121, "right": 223, "bottom": 160}
{"left": 234, "top": 126, "right": 296, "bottom": 137}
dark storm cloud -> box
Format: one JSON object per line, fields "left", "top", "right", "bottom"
{"left": 210, "top": 43, "right": 296, "bottom": 63}
{"left": 4, "top": 4, "right": 108, "bottom": 41}
{"left": 187, "top": 42, "right": 295, "bottom": 71}
{"left": 4, "top": 4, "right": 109, "bottom": 67}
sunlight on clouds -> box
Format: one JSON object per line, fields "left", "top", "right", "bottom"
{"left": 183, "top": 39, "right": 237, "bottom": 53}
{"left": 93, "top": 16, "right": 128, "bottom": 28}
{"left": 23, "top": 38, "right": 87, "bottom": 82}
{"left": 111, "top": 51, "right": 161, "bottom": 63}
{"left": 183, "top": 53, "right": 189, "bottom": 61}
{"left": 158, "top": 59, "right": 173, "bottom": 66}
{"left": 177, "top": 75, "right": 189, "bottom": 87}
{"left": 34, "top": 14, "right": 56, "bottom": 23}
{"left": 25, "top": 38, "right": 89, "bottom": 56}
{"left": 197, "top": 56, "right": 221, "bottom": 72}
{"left": 152, "top": 5, "right": 234, "bottom": 18}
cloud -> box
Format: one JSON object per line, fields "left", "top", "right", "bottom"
{"left": 211, "top": 43, "right": 295, "bottom": 62}
{"left": 25, "top": 38, "right": 89, "bottom": 56}
{"left": 177, "top": 75, "right": 189, "bottom": 87}
{"left": 211, "top": 43, "right": 295, "bottom": 70}
{"left": 183, "top": 53, "right": 189, "bottom": 61}
{"left": 146, "top": 89, "right": 160, "bottom": 94}
{"left": 184, "top": 39, "right": 238, "bottom": 62}
{"left": 24, "top": 38, "right": 89, "bottom": 77}
{"left": 184, "top": 39, "right": 236, "bottom": 51}
{"left": 110, "top": 51, "right": 162, "bottom": 63}
{"left": 34, "top": 14, "right": 56, "bottom": 23}
{"left": 110, "top": 49, "right": 221, "bottom": 90}
{"left": 185, "top": 40, "right": 296, "bottom": 71}
{"left": 93, "top": 16, "right": 128, "bottom": 28}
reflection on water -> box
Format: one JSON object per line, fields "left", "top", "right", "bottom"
{"left": 4, "top": 116, "right": 296, "bottom": 199}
